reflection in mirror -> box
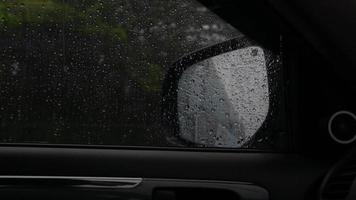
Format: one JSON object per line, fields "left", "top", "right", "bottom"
{"left": 177, "top": 47, "right": 269, "bottom": 147}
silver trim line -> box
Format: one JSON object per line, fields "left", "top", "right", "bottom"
{"left": 0, "top": 176, "right": 142, "bottom": 189}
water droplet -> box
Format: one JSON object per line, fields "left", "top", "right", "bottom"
{"left": 251, "top": 48, "right": 258, "bottom": 56}
{"left": 225, "top": 113, "right": 230, "bottom": 119}
{"left": 208, "top": 129, "right": 214, "bottom": 135}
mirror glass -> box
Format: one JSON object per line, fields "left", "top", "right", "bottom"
{"left": 177, "top": 46, "right": 269, "bottom": 147}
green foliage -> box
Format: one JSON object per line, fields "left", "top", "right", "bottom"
{"left": 135, "top": 63, "right": 163, "bottom": 92}
{"left": 0, "top": 0, "right": 69, "bottom": 26}
{"left": 0, "top": 0, "right": 127, "bottom": 41}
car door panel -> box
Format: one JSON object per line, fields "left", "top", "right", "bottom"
{"left": 0, "top": 146, "right": 330, "bottom": 200}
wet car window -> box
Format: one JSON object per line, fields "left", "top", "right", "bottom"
{"left": 0, "top": 0, "right": 280, "bottom": 148}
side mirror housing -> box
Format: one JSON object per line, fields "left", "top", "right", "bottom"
{"left": 162, "top": 38, "right": 280, "bottom": 148}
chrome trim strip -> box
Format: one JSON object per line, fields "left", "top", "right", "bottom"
{"left": 0, "top": 176, "right": 142, "bottom": 189}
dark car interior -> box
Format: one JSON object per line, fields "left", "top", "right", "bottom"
{"left": 0, "top": 0, "right": 356, "bottom": 200}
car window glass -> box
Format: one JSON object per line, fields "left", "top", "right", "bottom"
{"left": 0, "top": 0, "right": 280, "bottom": 148}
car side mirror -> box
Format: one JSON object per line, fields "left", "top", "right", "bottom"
{"left": 162, "top": 38, "right": 278, "bottom": 148}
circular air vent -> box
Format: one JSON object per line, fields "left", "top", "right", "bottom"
{"left": 328, "top": 111, "right": 356, "bottom": 144}
{"left": 319, "top": 150, "right": 356, "bottom": 200}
